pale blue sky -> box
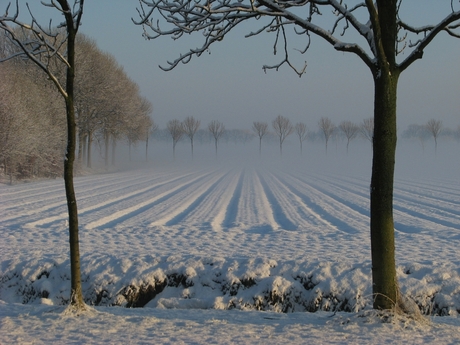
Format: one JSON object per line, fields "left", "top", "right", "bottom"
{"left": 20, "top": 1, "right": 460, "bottom": 131}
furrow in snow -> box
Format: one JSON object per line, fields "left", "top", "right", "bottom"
{"left": 150, "top": 171, "right": 228, "bottom": 227}
{"left": 157, "top": 169, "right": 241, "bottom": 230}
{"left": 392, "top": 189, "right": 460, "bottom": 220}
{"left": 233, "top": 168, "right": 278, "bottom": 232}
{"left": 285, "top": 172, "right": 370, "bottom": 218}
{"left": 275, "top": 172, "right": 368, "bottom": 234}
{"left": 83, "top": 171, "right": 215, "bottom": 230}
{"left": 221, "top": 169, "right": 245, "bottom": 230}
{"left": 256, "top": 171, "right": 298, "bottom": 231}
{"left": 0, "top": 170, "right": 172, "bottom": 221}
{"left": 22, "top": 171, "right": 208, "bottom": 229}
{"left": 209, "top": 169, "right": 244, "bottom": 232}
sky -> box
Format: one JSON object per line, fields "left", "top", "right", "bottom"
{"left": 15, "top": 1, "right": 460, "bottom": 131}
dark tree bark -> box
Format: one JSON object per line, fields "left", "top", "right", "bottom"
{"left": 112, "top": 137, "right": 117, "bottom": 166}
{"left": 368, "top": 0, "right": 400, "bottom": 310}
{"left": 59, "top": 0, "right": 85, "bottom": 310}
{"left": 104, "top": 131, "right": 110, "bottom": 167}
{"left": 145, "top": 135, "right": 149, "bottom": 162}
{"left": 370, "top": 71, "right": 399, "bottom": 310}
{"left": 87, "top": 129, "right": 93, "bottom": 168}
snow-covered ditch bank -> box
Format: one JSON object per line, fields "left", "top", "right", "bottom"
{"left": 2, "top": 253, "right": 460, "bottom": 316}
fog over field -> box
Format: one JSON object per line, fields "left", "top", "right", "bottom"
{"left": 108, "top": 133, "right": 459, "bottom": 182}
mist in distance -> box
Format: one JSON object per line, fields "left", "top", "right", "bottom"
{"left": 95, "top": 131, "right": 459, "bottom": 186}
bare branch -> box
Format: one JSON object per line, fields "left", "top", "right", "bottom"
{"left": 262, "top": 19, "right": 307, "bottom": 77}
{"left": 398, "top": 10, "right": 460, "bottom": 72}
{"left": 135, "top": 0, "right": 376, "bottom": 74}
{"left": 0, "top": 1, "right": 79, "bottom": 97}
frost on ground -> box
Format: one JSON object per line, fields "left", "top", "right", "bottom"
{"left": 3, "top": 254, "right": 460, "bottom": 317}
{"left": 1, "top": 145, "right": 460, "bottom": 344}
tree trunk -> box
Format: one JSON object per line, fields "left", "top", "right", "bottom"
{"left": 7, "top": 157, "right": 13, "bottom": 185}
{"left": 82, "top": 133, "right": 87, "bottom": 164}
{"left": 259, "top": 137, "right": 262, "bottom": 157}
{"left": 146, "top": 135, "right": 149, "bottom": 162}
{"left": 112, "top": 137, "right": 117, "bottom": 166}
{"left": 62, "top": 27, "right": 85, "bottom": 309}
{"left": 172, "top": 141, "right": 176, "bottom": 160}
{"left": 370, "top": 71, "right": 400, "bottom": 310}
{"left": 87, "top": 130, "right": 92, "bottom": 168}
{"left": 129, "top": 140, "right": 132, "bottom": 162}
{"left": 77, "top": 129, "right": 83, "bottom": 167}
{"left": 104, "top": 131, "right": 109, "bottom": 168}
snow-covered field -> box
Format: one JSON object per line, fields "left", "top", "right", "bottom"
{"left": 1, "top": 142, "right": 460, "bottom": 344}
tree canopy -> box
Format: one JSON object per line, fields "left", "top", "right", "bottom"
{"left": 135, "top": 1, "right": 460, "bottom": 76}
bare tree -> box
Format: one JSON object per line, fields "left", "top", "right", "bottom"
{"left": 360, "top": 117, "right": 374, "bottom": 144}
{"left": 318, "top": 117, "right": 336, "bottom": 154}
{"left": 183, "top": 116, "right": 201, "bottom": 159}
{"left": 252, "top": 121, "right": 269, "bottom": 156}
{"left": 135, "top": 0, "right": 460, "bottom": 311}
{"left": 272, "top": 115, "right": 293, "bottom": 156}
{"left": 294, "top": 122, "right": 308, "bottom": 154}
{"left": 208, "top": 120, "right": 225, "bottom": 157}
{"left": 167, "top": 119, "right": 184, "bottom": 159}
{"left": 1, "top": 0, "right": 86, "bottom": 311}
{"left": 339, "top": 121, "right": 359, "bottom": 153}
{"left": 425, "top": 119, "right": 442, "bottom": 153}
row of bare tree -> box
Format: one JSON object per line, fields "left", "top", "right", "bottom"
{"left": 153, "top": 116, "right": 375, "bottom": 158}
{"left": 162, "top": 117, "right": 225, "bottom": 158}
{"left": 403, "top": 120, "right": 460, "bottom": 152}
{"left": 154, "top": 116, "right": 459, "bottom": 158}
{"left": 0, "top": 32, "right": 154, "bottom": 182}
{"left": 256, "top": 115, "right": 375, "bottom": 155}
